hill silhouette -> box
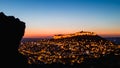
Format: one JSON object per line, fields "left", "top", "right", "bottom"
{"left": 53, "top": 35, "right": 108, "bottom": 42}
{"left": 0, "top": 12, "right": 28, "bottom": 68}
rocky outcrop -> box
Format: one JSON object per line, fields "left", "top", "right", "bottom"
{"left": 0, "top": 12, "right": 28, "bottom": 68}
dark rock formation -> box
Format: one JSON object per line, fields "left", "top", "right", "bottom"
{"left": 0, "top": 12, "right": 28, "bottom": 68}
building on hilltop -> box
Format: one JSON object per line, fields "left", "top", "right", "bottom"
{"left": 53, "top": 31, "right": 96, "bottom": 39}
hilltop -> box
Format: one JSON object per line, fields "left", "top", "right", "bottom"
{"left": 53, "top": 31, "right": 96, "bottom": 39}
{"left": 51, "top": 31, "right": 115, "bottom": 46}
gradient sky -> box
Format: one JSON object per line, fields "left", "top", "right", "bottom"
{"left": 0, "top": 0, "right": 120, "bottom": 38}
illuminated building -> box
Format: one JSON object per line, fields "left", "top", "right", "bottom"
{"left": 53, "top": 31, "right": 96, "bottom": 39}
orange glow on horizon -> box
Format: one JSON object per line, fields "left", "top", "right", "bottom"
{"left": 23, "top": 28, "right": 80, "bottom": 38}
{"left": 23, "top": 29, "right": 120, "bottom": 38}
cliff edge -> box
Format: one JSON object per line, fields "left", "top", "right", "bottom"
{"left": 0, "top": 12, "right": 28, "bottom": 68}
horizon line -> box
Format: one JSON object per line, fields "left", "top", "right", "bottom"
{"left": 23, "top": 35, "right": 120, "bottom": 38}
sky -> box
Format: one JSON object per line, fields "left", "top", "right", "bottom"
{"left": 0, "top": 0, "right": 120, "bottom": 38}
